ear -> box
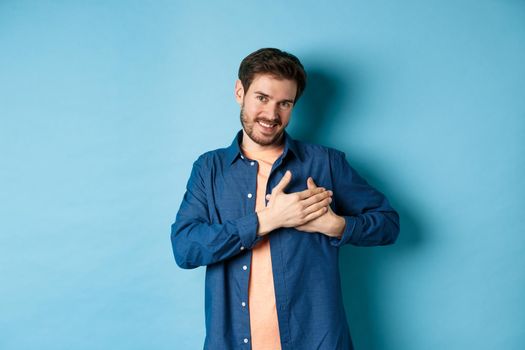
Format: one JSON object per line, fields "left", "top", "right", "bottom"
{"left": 234, "top": 79, "right": 244, "bottom": 105}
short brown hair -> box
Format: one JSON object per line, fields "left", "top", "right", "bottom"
{"left": 238, "top": 48, "right": 307, "bottom": 103}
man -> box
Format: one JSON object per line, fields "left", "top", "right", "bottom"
{"left": 171, "top": 48, "right": 400, "bottom": 350}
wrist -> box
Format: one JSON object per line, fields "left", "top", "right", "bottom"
{"left": 256, "top": 208, "right": 278, "bottom": 236}
{"left": 328, "top": 214, "right": 346, "bottom": 238}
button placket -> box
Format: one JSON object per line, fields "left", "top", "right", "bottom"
{"left": 239, "top": 153, "right": 256, "bottom": 347}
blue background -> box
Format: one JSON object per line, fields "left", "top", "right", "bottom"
{"left": 1, "top": 1, "right": 524, "bottom": 349}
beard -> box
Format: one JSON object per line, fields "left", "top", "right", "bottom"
{"left": 239, "top": 105, "right": 286, "bottom": 146}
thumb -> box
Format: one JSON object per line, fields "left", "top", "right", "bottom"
{"left": 273, "top": 170, "right": 292, "bottom": 193}
{"left": 307, "top": 176, "right": 317, "bottom": 190}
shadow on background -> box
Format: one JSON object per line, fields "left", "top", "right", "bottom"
{"left": 292, "top": 66, "right": 424, "bottom": 349}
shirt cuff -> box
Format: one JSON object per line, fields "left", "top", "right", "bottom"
{"left": 329, "top": 216, "right": 360, "bottom": 247}
{"left": 236, "top": 212, "right": 260, "bottom": 249}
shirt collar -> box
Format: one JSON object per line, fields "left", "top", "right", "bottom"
{"left": 226, "top": 130, "right": 302, "bottom": 165}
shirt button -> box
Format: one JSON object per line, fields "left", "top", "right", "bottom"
{"left": 240, "top": 155, "right": 244, "bottom": 159}
{"left": 250, "top": 161, "right": 255, "bottom": 166}
{"left": 241, "top": 301, "right": 246, "bottom": 307}
{"left": 247, "top": 193, "right": 253, "bottom": 199}
{"left": 242, "top": 265, "right": 247, "bottom": 271}
{"left": 240, "top": 246, "right": 245, "bottom": 251}
{"left": 244, "top": 338, "right": 249, "bottom": 344}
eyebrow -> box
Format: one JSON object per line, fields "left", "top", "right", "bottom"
{"left": 254, "top": 91, "right": 295, "bottom": 104}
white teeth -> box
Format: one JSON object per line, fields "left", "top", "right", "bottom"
{"left": 259, "top": 121, "right": 274, "bottom": 128}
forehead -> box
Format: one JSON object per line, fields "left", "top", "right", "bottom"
{"left": 247, "top": 74, "right": 297, "bottom": 99}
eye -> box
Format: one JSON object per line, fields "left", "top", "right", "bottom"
{"left": 256, "top": 95, "right": 268, "bottom": 102}
{"left": 280, "top": 101, "right": 292, "bottom": 109}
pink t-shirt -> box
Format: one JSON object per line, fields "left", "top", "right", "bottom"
{"left": 242, "top": 145, "right": 283, "bottom": 350}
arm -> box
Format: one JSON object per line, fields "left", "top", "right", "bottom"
{"left": 171, "top": 157, "right": 259, "bottom": 269}
{"left": 171, "top": 162, "right": 334, "bottom": 269}
{"left": 329, "top": 150, "right": 400, "bottom": 247}
{"left": 296, "top": 151, "right": 400, "bottom": 246}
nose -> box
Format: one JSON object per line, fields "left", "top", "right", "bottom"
{"left": 263, "top": 102, "right": 280, "bottom": 120}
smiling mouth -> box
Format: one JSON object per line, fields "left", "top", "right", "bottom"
{"left": 257, "top": 120, "right": 279, "bottom": 130}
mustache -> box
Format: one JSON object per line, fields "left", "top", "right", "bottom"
{"left": 255, "top": 117, "right": 282, "bottom": 126}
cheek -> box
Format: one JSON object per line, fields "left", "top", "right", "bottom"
{"left": 245, "top": 104, "right": 263, "bottom": 117}
{"left": 280, "top": 111, "right": 292, "bottom": 125}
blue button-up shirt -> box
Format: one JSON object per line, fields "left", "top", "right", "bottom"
{"left": 171, "top": 130, "right": 400, "bottom": 350}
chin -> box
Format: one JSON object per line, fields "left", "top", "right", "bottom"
{"left": 255, "top": 132, "right": 283, "bottom": 146}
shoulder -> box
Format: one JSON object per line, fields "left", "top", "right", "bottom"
{"left": 192, "top": 145, "right": 233, "bottom": 168}
{"left": 292, "top": 138, "right": 346, "bottom": 160}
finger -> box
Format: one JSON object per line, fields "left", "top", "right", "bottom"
{"left": 301, "top": 206, "right": 328, "bottom": 224}
{"left": 272, "top": 170, "right": 292, "bottom": 194}
{"left": 302, "top": 191, "right": 332, "bottom": 207}
{"left": 307, "top": 177, "right": 317, "bottom": 190}
{"left": 297, "top": 187, "right": 327, "bottom": 200}
{"left": 303, "top": 196, "right": 332, "bottom": 215}
{"left": 266, "top": 194, "right": 271, "bottom": 201}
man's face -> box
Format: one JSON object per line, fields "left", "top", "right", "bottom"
{"left": 235, "top": 74, "right": 297, "bottom": 146}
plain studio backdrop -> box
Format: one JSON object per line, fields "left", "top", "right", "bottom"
{"left": 1, "top": 1, "right": 524, "bottom": 349}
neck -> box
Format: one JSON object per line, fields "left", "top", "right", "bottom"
{"left": 241, "top": 130, "right": 285, "bottom": 153}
